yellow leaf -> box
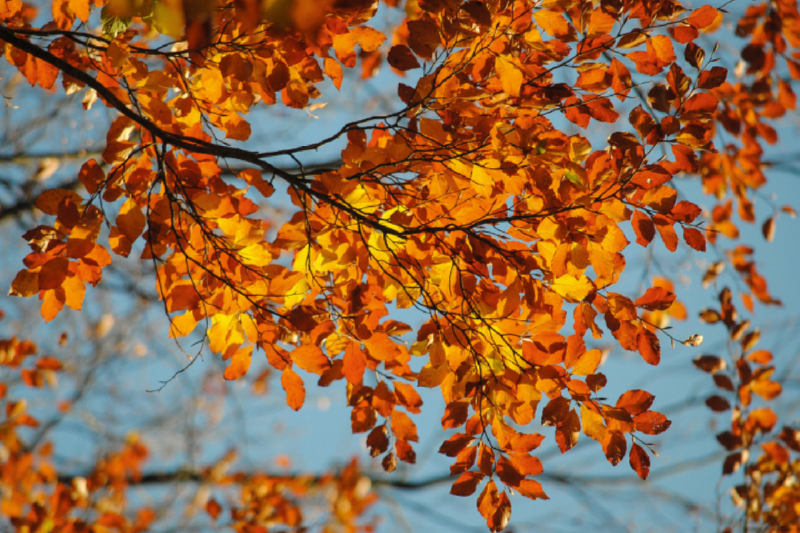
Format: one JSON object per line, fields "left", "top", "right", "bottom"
{"left": 170, "top": 311, "right": 199, "bottom": 338}
{"left": 551, "top": 274, "right": 593, "bottom": 301}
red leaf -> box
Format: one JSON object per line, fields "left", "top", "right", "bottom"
{"left": 634, "top": 287, "right": 676, "bottom": 310}
{"left": 633, "top": 411, "right": 671, "bottom": 435}
{"left": 683, "top": 226, "right": 706, "bottom": 251}
{"left": 629, "top": 442, "right": 651, "bottom": 479}
{"left": 671, "top": 201, "right": 702, "bottom": 222}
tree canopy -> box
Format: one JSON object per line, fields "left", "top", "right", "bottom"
{"left": 1, "top": 0, "right": 800, "bottom": 531}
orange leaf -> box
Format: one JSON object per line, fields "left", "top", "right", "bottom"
{"left": 572, "top": 349, "right": 601, "bottom": 376}
{"left": 650, "top": 35, "right": 676, "bottom": 64}
{"left": 533, "top": 10, "right": 573, "bottom": 39}
{"left": 394, "top": 381, "right": 423, "bottom": 414}
{"left": 206, "top": 498, "right": 222, "bottom": 521}
{"left": 36, "top": 188, "right": 82, "bottom": 216}
{"left": 637, "top": 327, "right": 660, "bottom": 365}
{"left": 116, "top": 199, "right": 145, "bottom": 242}
{"left": 36, "top": 357, "right": 63, "bottom": 371}
{"left": 372, "top": 380, "right": 395, "bottom": 417}
{"left": 616, "top": 389, "right": 655, "bottom": 416}
{"left": 363, "top": 333, "right": 402, "bottom": 362}
{"left": 9, "top": 269, "right": 39, "bottom": 297}
{"left": 281, "top": 368, "right": 305, "bottom": 410}
{"left": 291, "top": 344, "right": 330, "bottom": 375}
{"left": 78, "top": 159, "right": 104, "bottom": 195}
{"left": 343, "top": 342, "right": 366, "bottom": 384}
{"left": 517, "top": 478, "right": 549, "bottom": 500}
{"left": 687, "top": 5, "right": 718, "bottom": 29}
{"left": 223, "top": 114, "right": 252, "bottom": 141}
{"left": 477, "top": 479, "right": 500, "bottom": 526}
{"left": 391, "top": 410, "right": 418, "bottom": 442}
{"left": 62, "top": 274, "right": 86, "bottom": 310}
{"left": 450, "top": 471, "right": 484, "bottom": 496}
{"left": 496, "top": 456, "right": 524, "bottom": 487}
{"left": 224, "top": 347, "right": 252, "bottom": 380}
{"left": 682, "top": 92, "right": 718, "bottom": 114}
{"left": 634, "top": 287, "right": 676, "bottom": 310}
{"left": 41, "top": 288, "right": 65, "bottom": 322}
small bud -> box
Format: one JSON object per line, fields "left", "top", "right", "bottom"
{"left": 683, "top": 334, "right": 704, "bottom": 347}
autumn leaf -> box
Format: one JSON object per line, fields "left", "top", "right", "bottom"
{"left": 387, "top": 45, "right": 420, "bottom": 71}
{"left": 291, "top": 345, "right": 331, "bottom": 375}
{"left": 635, "top": 287, "right": 676, "bottom": 310}
{"left": 281, "top": 368, "right": 305, "bottom": 411}
{"left": 451, "top": 471, "right": 484, "bottom": 496}
{"left": 224, "top": 347, "right": 252, "bottom": 380}
{"left": 629, "top": 443, "right": 650, "bottom": 479}
{"left": 551, "top": 274, "right": 593, "bottom": 301}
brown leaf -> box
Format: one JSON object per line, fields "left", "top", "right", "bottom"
{"left": 387, "top": 45, "right": 420, "bottom": 71}
{"left": 705, "top": 395, "right": 731, "bottom": 412}
{"left": 602, "top": 430, "right": 627, "bottom": 466}
{"left": 541, "top": 397, "right": 570, "bottom": 426}
{"left": 39, "top": 257, "right": 69, "bottom": 291}
{"left": 439, "top": 433, "right": 473, "bottom": 457}
{"left": 441, "top": 400, "right": 469, "bottom": 429}
{"left": 632, "top": 210, "right": 655, "bottom": 247}
{"left": 367, "top": 425, "right": 389, "bottom": 457}
{"left": 629, "top": 442, "right": 650, "bottom": 479}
